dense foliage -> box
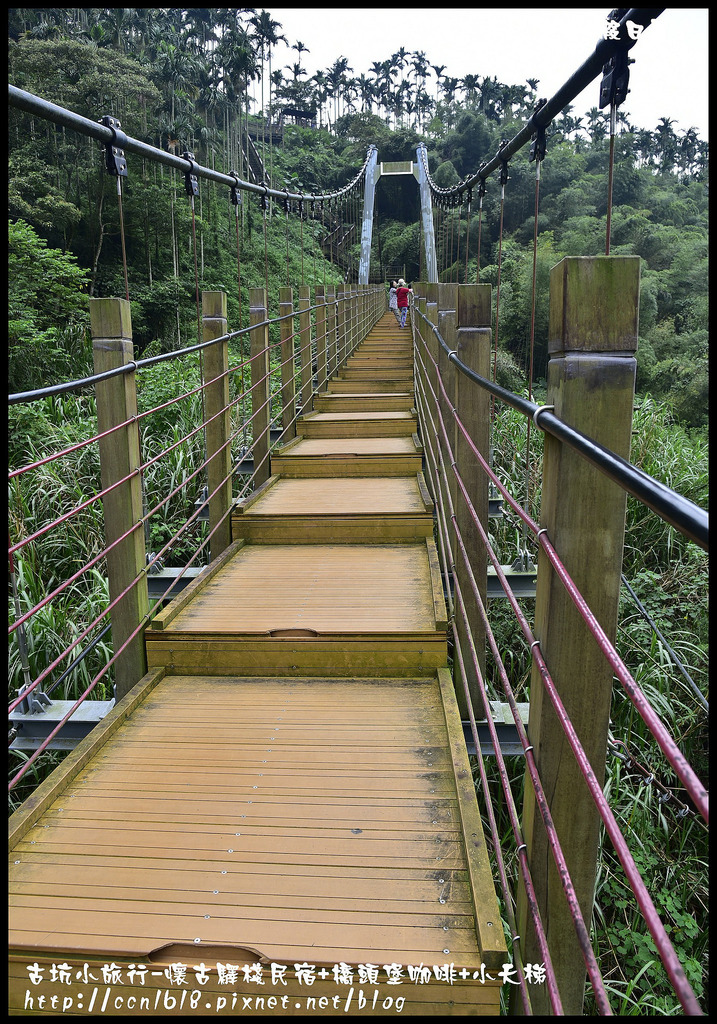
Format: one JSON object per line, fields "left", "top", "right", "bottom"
{"left": 8, "top": 9, "right": 708, "bottom": 1015}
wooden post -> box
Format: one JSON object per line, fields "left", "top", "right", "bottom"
{"left": 279, "top": 287, "right": 297, "bottom": 440}
{"left": 336, "top": 283, "right": 346, "bottom": 369}
{"left": 516, "top": 256, "right": 640, "bottom": 1015}
{"left": 90, "top": 298, "right": 148, "bottom": 700}
{"left": 326, "top": 285, "right": 337, "bottom": 379}
{"left": 422, "top": 283, "right": 440, "bottom": 500}
{"left": 356, "top": 284, "right": 364, "bottom": 345}
{"left": 298, "top": 284, "right": 313, "bottom": 413}
{"left": 249, "top": 287, "right": 271, "bottom": 489}
{"left": 350, "top": 283, "right": 359, "bottom": 352}
{"left": 315, "top": 285, "right": 327, "bottom": 392}
{"left": 201, "top": 291, "right": 232, "bottom": 562}
{"left": 454, "top": 284, "right": 492, "bottom": 721}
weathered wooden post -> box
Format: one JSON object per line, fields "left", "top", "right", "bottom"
{"left": 315, "top": 284, "right": 327, "bottom": 392}
{"left": 422, "top": 282, "right": 440, "bottom": 503}
{"left": 350, "top": 282, "right": 359, "bottom": 352}
{"left": 326, "top": 284, "right": 337, "bottom": 379}
{"left": 201, "top": 291, "right": 232, "bottom": 561}
{"left": 249, "top": 287, "right": 271, "bottom": 489}
{"left": 415, "top": 290, "right": 428, "bottom": 426}
{"left": 90, "top": 298, "right": 148, "bottom": 700}
{"left": 453, "top": 283, "right": 492, "bottom": 718}
{"left": 357, "top": 283, "right": 366, "bottom": 344}
{"left": 515, "top": 256, "right": 640, "bottom": 1015}
{"left": 336, "top": 283, "right": 347, "bottom": 369}
{"left": 298, "top": 284, "right": 312, "bottom": 413}
{"left": 279, "top": 287, "right": 297, "bottom": 440}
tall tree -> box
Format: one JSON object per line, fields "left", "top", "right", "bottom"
{"left": 249, "top": 10, "right": 286, "bottom": 185}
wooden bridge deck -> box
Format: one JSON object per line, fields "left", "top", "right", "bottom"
{"left": 9, "top": 314, "right": 506, "bottom": 1016}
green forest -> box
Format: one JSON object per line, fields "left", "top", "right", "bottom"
{"left": 8, "top": 9, "right": 709, "bottom": 1015}
{"left": 7, "top": 7, "right": 708, "bottom": 428}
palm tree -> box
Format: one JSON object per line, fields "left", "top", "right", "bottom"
{"left": 585, "top": 106, "right": 608, "bottom": 143}
{"left": 98, "top": 7, "right": 137, "bottom": 51}
{"left": 351, "top": 74, "right": 372, "bottom": 115}
{"left": 462, "top": 73, "right": 480, "bottom": 106}
{"left": 217, "top": 24, "right": 258, "bottom": 182}
{"left": 411, "top": 50, "right": 429, "bottom": 128}
{"left": 249, "top": 10, "right": 286, "bottom": 183}
{"left": 431, "top": 63, "right": 446, "bottom": 105}
{"left": 182, "top": 8, "right": 218, "bottom": 55}
{"left": 311, "top": 71, "right": 329, "bottom": 129}
{"left": 441, "top": 76, "right": 460, "bottom": 128}
{"left": 153, "top": 40, "right": 201, "bottom": 124}
{"left": 292, "top": 39, "right": 310, "bottom": 62}
{"left": 677, "top": 127, "right": 700, "bottom": 177}
{"left": 326, "top": 56, "right": 353, "bottom": 125}
{"left": 375, "top": 59, "right": 396, "bottom": 126}
{"left": 415, "top": 85, "right": 434, "bottom": 133}
{"left": 654, "top": 116, "right": 678, "bottom": 173}
{"left": 478, "top": 76, "right": 501, "bottom": 121}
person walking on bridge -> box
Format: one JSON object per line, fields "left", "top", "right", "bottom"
{"left": 388, "top": 280, "right": 401, "bottom": 324}
{"left": 396, "top": 279, "right": 413, "bottom": 328}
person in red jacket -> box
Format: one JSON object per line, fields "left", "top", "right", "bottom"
{"left": 396, "top": 279, "right": 413, "bottom": 327}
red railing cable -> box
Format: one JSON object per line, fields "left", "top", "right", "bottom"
{"left": 414, "top": 324, "right": 704, "bottom": 1014}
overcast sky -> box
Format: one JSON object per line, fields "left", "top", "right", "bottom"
{"left": 264, "top": 7, "right": 708, "bottom": 139}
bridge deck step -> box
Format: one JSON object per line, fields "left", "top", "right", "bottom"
{"left": 145, "top": 538, "right": 447, "bottom": 677}
{"left": 298, "top": 410, "right": 418, "bottom": 439}
{"left": 232, "top": 473, "right": 433, "bottom": 544}
{"left": 270, "top": 433, "right": 424, "bottom": 477}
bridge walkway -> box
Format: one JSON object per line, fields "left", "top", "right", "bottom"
{"left": 9, "top": 314, "right": 506, "bottom": 1016}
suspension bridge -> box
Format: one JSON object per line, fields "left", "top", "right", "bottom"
{"left": 8, "top": 9, "right": 709, "bottom": 1017}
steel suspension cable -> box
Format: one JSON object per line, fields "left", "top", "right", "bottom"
{"left": 475, "top": 179, "right": 486, "bottom": 284}
{"left": 116, "top": 177, "right": 130, "bottom": 302}
{"left": 606, "top": 101, "right": 617, "bottom": 254}
{"left": 492, "top": 150, "right": 509, "bottom": 421}
{"left": 464, "top": 187, "right": 472, "bottom": 284}
{"left": 520, "top": 126, "right": 546, "bottom": 563}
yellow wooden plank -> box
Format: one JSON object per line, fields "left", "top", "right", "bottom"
{"left": 9, "top": 673, "right": 502, "bottom": 1004}
{"left": 152, "top": 544, "right": 439, "bottom": 635}
{"left": 8, "top": 667, "right": 166, "bottom": 848}
{"left": 236, "top": 476, "right": 428, "bottom": 516}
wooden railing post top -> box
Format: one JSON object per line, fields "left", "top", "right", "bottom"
{"left": 298, "top": 284, "right": 310, "bottom": 299}
{"left": 249, "top": 287, "right": 267, "bottom": 307}
{"left": 279, "top": 286, "right": 293, "bottom": 303}
{"left": 315, "top": 284, "right": 325, "bottom": 298}
{"left": 437, "top": 282, "right": 458, "bottom": 310}
{"left": 549, "top": 256, "right": 640, "bottom": 355}
{"left": 424, "top": 283, "right": 438, "bottom": 304}
{"left": 458, "top": 283, "right": 492, "bottom": 329}
{"left": 89, "top": 296, "right": 132, "bottom": 339}
{"left": 201, "top": 291, "right": 227, "bottom": 319}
